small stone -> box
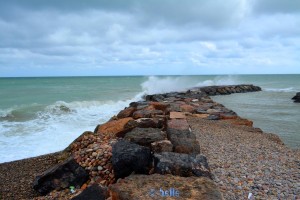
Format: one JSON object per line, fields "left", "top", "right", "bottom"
{"left": 97, "top": 166, "right": 103, "bottom": 171}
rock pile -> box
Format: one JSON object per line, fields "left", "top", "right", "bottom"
{"left": 32, "top": 84, "right": 261, "bottom": 199}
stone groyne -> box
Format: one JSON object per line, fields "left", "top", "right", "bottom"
{"left": 2, "top": 84, "right": 266, "bottom": 200}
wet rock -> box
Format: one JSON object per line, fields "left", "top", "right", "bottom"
{"left": 292, "top": 92, "right": 300, "bottom": 103}
{"left": 71, "top": 184, "right": 108, "bottom": 200}
{"left": 33, "top": 157, "right": 89, "bottom": 195}
{"left": 96, "top": 117, "right": 134, "bottom": 137}
{"left": 112, "top": 140, "right": 152, "bottom": 179}
{"left": 124, "top": 127, "right": 166, "bottom": 147}
{"left": 117, "top": 107, "right": 136, "bottom": 119}
{"left": 109, "top": 174, "right": 223, "bottom": 200}
{"left": 151, "top": 140, "right": 173, "bottom": 153}
{"left": 154, "top": 152, "right": 211, "bottom": 178}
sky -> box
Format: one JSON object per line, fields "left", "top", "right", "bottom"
{"left": 0, "top": 0, "right": 300, "bottom": 77}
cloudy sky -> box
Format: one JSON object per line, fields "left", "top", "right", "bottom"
{"left": 0, "top": 0, "right": 299, "bottom": 77}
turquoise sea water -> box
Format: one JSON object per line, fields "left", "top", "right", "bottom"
{"left": 0, "top": 75, "right": 299, "bottom": 163}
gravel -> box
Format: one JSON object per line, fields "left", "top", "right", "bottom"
{"left": 0, "top": 152, "right": 62, "bottom": 200}
{"left": 188, "top": 117, "right": 300, "bottom": 200}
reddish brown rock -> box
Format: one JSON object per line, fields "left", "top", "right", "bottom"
{"left": 97, "top": 117, "right": 134, "bottom": 137}
{"left": 150, "top": 102, "right": 169, "bottom": 111}
{"left": 219, "top": 113, "right": 238, "bottom": 120}
{"left": 170, "top": 112, "right": 186, "bottom": 119}
{"left": 109, "top": 174, "right": 223, "bottom": 200}
{"left": 180, "top": 104, "right": 195, "bottom": 113}
{"left": 117, "top": 107, "right": 136, "bottom": 119}
{"left": 230, "top": 117, "right": 253, "bottom": 127}
{"left": 167, "top": 119, "right": 190, "bottom": 131}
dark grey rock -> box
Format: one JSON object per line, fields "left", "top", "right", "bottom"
{"left": 207, "top": 115, "right": 220, "bottom": 120}
{"left": 33, "top": 157, "right": 89, "bottom": 195}
{"left": 151, "top": 140, "right": 173, "bottom": 153}
{"left": 124, "top": 127, "right": 166, "bottom": 147}
{"left": 71, "top": 184, "right": 108, "bottom": 200}
{"left": 112, "top": 140, "right": 152, "bottom": 179}
{"left": 292, "top": 92, "right": 300, "bottom": 103}
{"left": 154, "top": 152, "right": 211, "bottom": 178}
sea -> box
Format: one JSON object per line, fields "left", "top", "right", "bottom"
{"left": 0, "top": 75, "right": 299, "bottom": 163}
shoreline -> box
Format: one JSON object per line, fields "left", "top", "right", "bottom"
{"left": 1, "top": 84, "right": 299, "bottom": 200}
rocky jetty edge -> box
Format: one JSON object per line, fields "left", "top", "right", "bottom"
{"left": 1, "top": 84, "right": 299, "bottom": 200}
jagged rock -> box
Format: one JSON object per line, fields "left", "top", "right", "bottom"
{"left": 124, "top": 127, "right": 166, "bottom": 147}
{"left": 112, "top": 140, "right": 152, "bottom": 179}
{"left": 96, "top": 117, "right": 134, "bottom": 137}
{"left": 154, "top": 152, "right": 211, "bottom": 178}
{"left": 71, "top": 184, "right": 108, "bottom": 200}
{"left": 125, "top": 118, "right": 165, "bottom": 128}
{"left": 292, "top": 92, "right": 300, "bottom": 103}
{"left": 117, "top": 107, "right": 136, "bottom": 119}
{"left": 33, "top": 157, "right": 89, "bottom": 195}
{"left": 109, "top": 174, "right": 223, "bottom": 200}
{"left": 151, "top": 140, "right": 173, "bottom": 153}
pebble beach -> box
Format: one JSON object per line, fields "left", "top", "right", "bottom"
{"left": 189, "top": 117, "right": 300, "bottom": 200}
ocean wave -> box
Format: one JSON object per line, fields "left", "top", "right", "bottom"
{"left": 263, "top": 87, "right": 295, "bottom": 92}
{"left": 140, "top": 75, "right": 237, "bottom": 95}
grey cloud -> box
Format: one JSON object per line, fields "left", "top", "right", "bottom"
{"left": 252, "top": 0, "right": 300, "bottom": 14}
{"left": 0, "top": 0, "right": 300, "bottom": 76}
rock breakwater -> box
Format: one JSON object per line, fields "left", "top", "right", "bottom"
{"left": 31, "top": 84, "right": 262, "bottom": 199}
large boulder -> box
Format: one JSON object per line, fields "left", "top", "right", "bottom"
{"left": 109, "top": 174, "right": 223, "bottom": 200}
{"left": 71, "top": 184, "right": 108, "bottom": 200}
{"left": 292, "top": 92, "right": 300, "bottom": 103}
{"left": 153, "top": 152, "right": 211, "bottom": 178}
{"left": 112, "top": 140, "right": 152, "bottom": 179}
{"left": 96, "top": 117, "right": 134, "bottom": 137}
{"left": 167, "top": 119, "right": 200, "bottom": 154}
{"left": 33, "top": 157, "right": 89, "bottom": 195}
{"left": 132, "top": 109, "right": 163, "bottom": 119}
{"left": 166, "top": 119, "right": 195, "bottom": 139}
{"left": 124, "top": 127, "right": 166, "bottom": 147}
